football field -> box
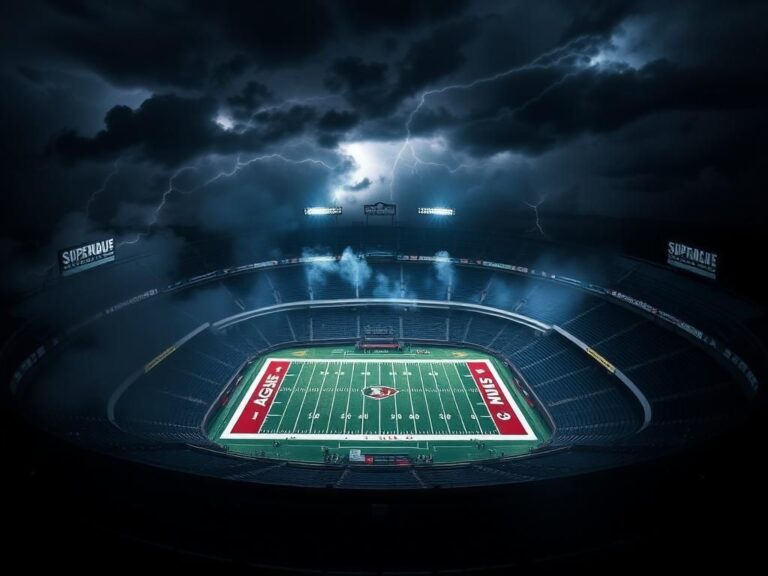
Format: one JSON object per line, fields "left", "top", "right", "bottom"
{"left": 219, "top": 354, "right": 536, "bottom": 442}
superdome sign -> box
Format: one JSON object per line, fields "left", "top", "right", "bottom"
{"left": 58, "top": 238, "right": 115, "bottom": 277}
{"left": 667, "top": 242, "right": 718, "bottom": 280}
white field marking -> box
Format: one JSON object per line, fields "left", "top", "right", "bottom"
{"left": 453, "top": 362, "right": 484, "bottom": 435}
{"left": 221, "top": 359, "right": 275, "bottom": 437}
{"left": 360, "top": 361, "right": 367, "bottom": 434}
{"left": 293, "top": 361, "right": 328, "bottom": 433}
{"left": 378, "top": 362, "right": 382, "bottom": 435}
{"left": 440, "top": 362, "right": 468, "bottom": 434}
{"left": 225, "top": 433, "right": 526, "bottom": 441}
{"left": 416, "top": 362, "right": 435, "bottom": 434}
{"left": 391, "top": 362, "right": 399, "bottom": 435}
{"left": 274, "top": 362, "right": 309, "bottom": 433}
{"left": 309, "top": 361, "right": 334, "bottom": 433}
{"left": 404, "top": 362, "right": 418, "bottom": 434}
{"left": 482, "top": 359, "right": 537, "bottom": 440}
{"left": 428, "top": 362, "right": 452, "bottom": 434}
{"left": 342, "top": 361, "right": 356, "bottom": 435}
{"left": 324, "top": 360, "right": 344, "bottom": 434}
{"left": 265, "top": 358, "right": 475, "bottom": 364}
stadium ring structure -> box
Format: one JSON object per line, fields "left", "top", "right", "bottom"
{"left": 6, "top": 227, "right": 763, "bottom": 491}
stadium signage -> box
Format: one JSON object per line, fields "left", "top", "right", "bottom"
{"left": 145, "top": 345, "right": 177, "bottom": 373}
{"left": 364, "top": 202, "right": 396, "bottom": 216}
{"left": 586, "top": 347, "right": 616, "bottom": 374}
{"left": 667, "top": 242, "right": 718, "bottom": 279}
{"left": 58, "top": 238, "right": 115, "bottom": 276}
{"left": 466, "top": 361, "right": 530, "bottom": 436}
{"left": 223, "top": 360, "right": 291, "bottom": 436}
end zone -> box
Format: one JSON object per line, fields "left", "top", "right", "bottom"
{"left": 221, "top": 359, "right": 291, "bottom": 438}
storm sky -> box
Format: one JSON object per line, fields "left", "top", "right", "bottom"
{"left": 1, "top": 0, "right": 767, "bottom": 291}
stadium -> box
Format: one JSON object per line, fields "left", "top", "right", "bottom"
{"left": 20, "top": 230, "right": 757, "bottom": 481}
{"left": 2, "top": 2, "right": 766, "bottom": 573}
{"left": 4, "top": 225, "right": 764, "bottom": 568}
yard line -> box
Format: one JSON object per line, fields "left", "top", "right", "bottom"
{"left": 360, "top": 361, "right": 368, "bottom": 434}
{"left": 275, "top": 362, "right": 308, "bottom": 433}
{"left": 342, "top": 360, "right": 357, "bottom": 434}
{"left": 391, "top": 362, "right": 399, "bottom": 435}
{"left": 440, "top": 362, "right": 467, "bottom": 433}
{"left": 453, "top": 362, "right": 483, "bottom": 433}
{"left": 378, "top": 362, "right": 382, "bottom": 435}
{"left": 324, "top": 361, "right": 344, "bottom": 433}
{"left": 294, "top": 361, "right": 328, "bottom": 433}
{"left": 416, "top": 363, "right": 436, "bottom": 434}
{"left": 404, "top": 362, "right": 418, "bottom": 434}
{"left": 428, "top": 362, "right": 452, "bottom": 433}
{"left": 309, "top": 361, "right": 335, "bottom": 433}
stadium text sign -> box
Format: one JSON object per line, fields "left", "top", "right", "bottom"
{"left": 466, "top": 361, "right": 529, "bottom": 436}
{"left": 59, "top": 238, "right": 115, "bottom": 276}
{"left": 223, "top": 360, "right": 291, "bottom": 436}
{"left": 364, "top": 202, "right": 396, "bottom": 216}
{"left": 667, "top": 242, "right": 718, "bottom": 279}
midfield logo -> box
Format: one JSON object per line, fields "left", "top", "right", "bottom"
{"left": 362, "top": 386, "right": 399, "bottom": 400}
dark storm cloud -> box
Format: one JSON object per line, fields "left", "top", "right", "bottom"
{"left": 32, "top": 0, "right": 338, "bottom": 92}
{"left": 212, "top": 54, "right": 249, "bottom": 87}
{"left": 559, "top": 0, "right": 641, "bottom": 39}
{"left": 315, "top": 109, "right": 359, "bottom": 148}
{"left": 344, "top": 178, "right": 371, "bottom": 192}
{"left": 317, "top": 109, "right": 359, "bottom": 132}
{"left": 450, "top": 60, "right": 768, "bottom": 156}
{"left": 226, "top": 81, "right": 274, "bottom": 119}
{"left": 324, "top": 57, "right": 390, "bottom": 116}
{"left": 195, "top": 0, "right": 335, "bottom": 67}
{"left": 391, "top": 19, "right": 478, "bottom": 101}
{"left": 327, "top": 19, "right": 478, "bottom": 118}
{"left": 46, "top": 1, "right": 215, "bottom": 89}
{"left": 325, "top": 57, "right": 389, "bottom": 93}
{"left": 54, "top": 94, "right": 317, "bottom": 165}
{"left": 339, "top": 0, "right": 469, "bottom": 33}
{"left": 2, "top": 0, "right": 768, "bottom": 296}
{"left": 55, "top": 94, "right": 218, "bottom": 165}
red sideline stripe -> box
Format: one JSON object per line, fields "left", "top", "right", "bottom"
{"left": 230, "top": 360, "right": 291, "bottom": 434}
{"left": 466, "top": 361, "right": 527, "bottom": 435}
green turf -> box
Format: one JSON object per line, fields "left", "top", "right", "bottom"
{"left": 207, "top": 345, "right": 551, "bottom": 464}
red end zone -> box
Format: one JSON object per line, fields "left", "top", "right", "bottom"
{"left": 467, "top": 360, "right": 529, "bottom": 436}
{"left": 226, "top": 360, "right": 290, "bottom": 435}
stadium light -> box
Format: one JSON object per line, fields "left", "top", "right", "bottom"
{"left": 304, "top": 206, "right": 342, "bottom": 216}
{"left": 418, "top": 207, "right": 455, "bottom": 216}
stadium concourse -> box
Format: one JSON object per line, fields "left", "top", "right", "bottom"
{"left": 5, "top": 226, "right": 761, "bottom": 490}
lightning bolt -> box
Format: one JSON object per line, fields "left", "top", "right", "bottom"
{"left": 236, "top": 94, "right": 340, "bottom": 135}
{"left": 85, "top": 158, "right": 120, "bottom": 217}
{"left": 118, "top": 165, "right": 196, "bottom": 246}
{"left": 389, "top": 35, "right": 601, "bottom": 200}
{"left": 523, "top": 195, "right": 547, "bottom": 237}
{"left": 118, "top": 152, "right": 340, "bottom": 247}
{"left": 200, "top": 152, "right": 337, "bottom": 188}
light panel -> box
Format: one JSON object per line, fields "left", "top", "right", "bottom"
{"left": 418, "top": 207, "right": 455, "bottom": 216}
{"left": 304, "top": 206, "right": 342, "bottom": 216}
